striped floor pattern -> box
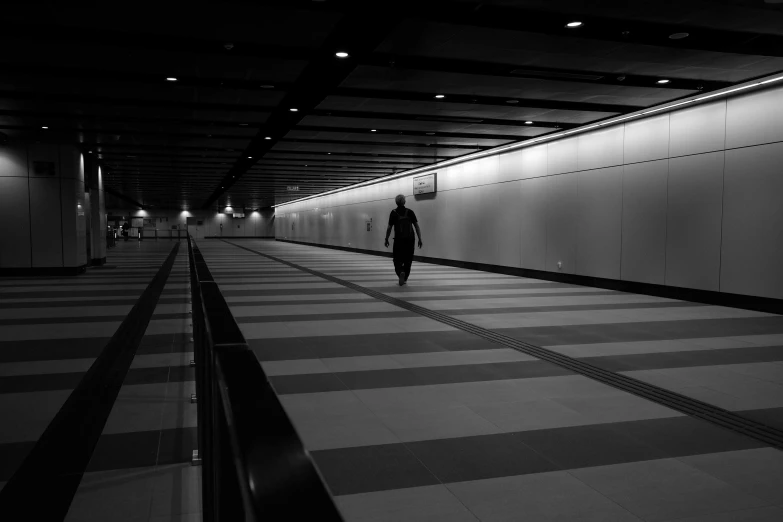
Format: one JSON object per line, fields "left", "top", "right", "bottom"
{"left": 0, "top": 241, "right": 200, "bottom": 522}
{"left": 200, "top": 238, "right": 783, "bottom": 522}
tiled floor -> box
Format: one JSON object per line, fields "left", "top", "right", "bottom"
{"left": 198, "top": 238, "right": 783, "bottom": 522}
{"left": 0, "top": 241, "right": 200, "bottom": 522}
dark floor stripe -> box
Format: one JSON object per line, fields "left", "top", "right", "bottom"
{"left": 0, "top": 365, "right": 195, "bottom": 394}
{"left": 221, "top": 240, "right": 783, "bottom": 450}
{"left": 0, "top": 427, "right": 197, "bottom": 482}
{"left": 311, "top": 415, "right": 766, "bottom": 496}
{"left": 0, "top": 312, "right": 190, "bottom": 326}
{"left": 222, "top": 291, "right": 621, "bottom": 308}
{"left": 250, "top": 331, "right": 501, "bottom": 361}
{"left": 0, "top": 333, "right": 192, "bottom": 363}
{"left": 582, "top": 345, "right": 783, "bottom": 372}
{"left": 0, "top": 289, "right": 155, "bottom": 299}
{"left": 0, "top": 297, "right": 191, "bottom": 310}
{"left": 505, "top": 317, "right": 783, "bottom": 346}
{"left": 270, "top": 360, "right": 573, "bottom": 394}
{"left": 444, "top": 301, "right": 698, "bottom": 316}
{"left": 0, "top": 242, "right": 180, "bottom": 519}
{"left": 218, "top": 282, "right": 578, "bottom": 297}
{"left": 235, "top": 310, "right": 418, "bottom": 324}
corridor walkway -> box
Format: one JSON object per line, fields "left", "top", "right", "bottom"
{"left": 0, "top": 240, "right": 199, "bottom": 522}
{"left": 199, "top": 238, "right": 783, "bottom": 522}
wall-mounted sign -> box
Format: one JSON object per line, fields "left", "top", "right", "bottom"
{"left": 233, "top": 213, "right": 245, "bottom": 218}
{"left": 287, "top": 186, "right": 299, "bottom": 191}
{"left": 33, "top": 161, "right": 56, "bottom": 176}
{"left": 413, "top": 172, "right": 436, "bottom": 195}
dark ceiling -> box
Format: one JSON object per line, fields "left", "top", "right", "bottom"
{"left": 3, "top": 0, "right": 783, "bottom": 210}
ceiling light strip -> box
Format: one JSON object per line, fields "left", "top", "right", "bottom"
{"left": 273, "top": 73, "right": 783, "bottom": 209}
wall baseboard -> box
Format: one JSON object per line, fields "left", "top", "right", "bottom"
{"left": 277, "top": 239, "right": 783, "bottom": 316}
{"left": 0, "top": 264, "right": 88, "bottom": 277}
{"left": 204, "top": 236, "right": 275, "bottom": 239}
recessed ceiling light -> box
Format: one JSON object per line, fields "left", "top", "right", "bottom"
{"left": 669, "top": 32, "right": 689, "bottom": 40}
{"left": 657, "top": 79, "right": 670, "bottom": 84}
{"left": 247, "top": 156, "right": 253, "bottom": 159}
{"left": 166, "top": 77, "right": 178, "bottom": 82}
{"left": 435, "top": 94, "right": 445, "bottom": 99}
{"left": 327, "top": 152, "right": 331, "bottom": 154}
{"left": 290, "top": 108, "right": 299, "bottom": 112}
{"left": 335, "top": 52, "right": 349, "bottom": 58}
{"left": 566, "top": 21, "right": 582, "bottom": 28}
{"left": 41, "top": 126, "right": 49, "bottom": 129}
{"left": 525, "top": 121, "right": 533, "bottom": 124}
{"left": 264, "top": 136, "right": 271, "bottom": 140}
{"left": 370, "top": 129, "right": 377, "bottom": 132}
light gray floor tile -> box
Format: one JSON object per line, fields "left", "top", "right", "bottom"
{"left": 261, "top": 358, "right": 333, "bottom": 375}
{"left": 681, "top": 449, "right": 783, "bottom": 505}
{"left": 552, "top": 393, "right": 682, "bottom": 424}
{"left": 467, "top": 397, "right": 590, "bottom": 432}
{"left": 64, "top": 466, "right": 157, "bottom": 522}
{"left": 149, "top": 464, "right": 202, "bottom": 518}
{"left": 447, "top": 471, "right": 644, "bottom": 522}
{"left": 0, "top": 389, "right": 70, "bottom": 443}
{"left": 335, "top": 485, "right": 479, "bottom": 522}
{"left": 658, "top": 505, "right": 783, "bottom": 522}
{"left": 280, "top": 391, "right": 401, "bottom": 450}
{"left": 375, "top": 404, "right": 501, "bottom": 442}
{"left": 389, "top": 349, "right": 536, "bottom": 368}
{"left": 570, "top": 458, "right": 768, "bottom": 522}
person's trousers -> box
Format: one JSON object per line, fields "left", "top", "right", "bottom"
{"left": 393, "top": 238, "right": 415, "bottom": 279}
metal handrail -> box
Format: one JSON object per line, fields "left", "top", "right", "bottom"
{"left": 186, "top": 235, "right": 344, "bottom": 521}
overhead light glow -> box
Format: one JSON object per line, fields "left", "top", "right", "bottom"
{"left": 166, "top": 77, "right": 178, "bottom": 82}
{"left": 566, "top": 21, "right": 582, "bottom": 28}
{"left": 657, "top": 79, "right": 670, "bottom": 84}
{"left": 335, "top": 52, "right": 349, "bottom": 58}
{"left": 247, "top": 156, "right": 253, "bottom": 159}
{"left": 41, "top": 126, "right": 49, "bottom": 129}
{"left": 290, "top": 108, "right": 299, "bottom": 112}
{"left": 370, "top": 129, "right": 377, "bottom": 132}
{"left": 264, "top": 136, "right": 271, "bottom": 140}
{"left": 524, "top": 121, "right": 533, "bottom": 124}
{"left": 435, "top": 94, "right": 445, "bottom": 99}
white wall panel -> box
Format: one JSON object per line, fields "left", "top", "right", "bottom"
{"left": 471, "top": 184, "right": 500, "bottom": 264}
{"left": 665, "top": 151, "right": 724, "bottom": 291}
{"left": 669, "top": 101, "right": 726, "bottom": 158}
{"left": 545, "top": 173, "right": 578, "bottom": 273}
{"left": 620, "top": 160, "right": 668, "bottom": 284}
{"left": 0, "top": 177, "right": 31, "bottom": 267}
{"left": 494, "top": 181, "right": 523, "bottom": 268}
{"left": 29, "top": 177, "right": 63, "bottom": 267}
{"left": 720, "top": 142, "right": 783, "bottom": 299}
{"left": 547, "top": 137, "right": 578, "bottom": 175}
{"left": 725, "top": 86, "right": 783, "bottom": 149}
{"left": 460, "top": 185, "right": 486, "bottom": 263}
{"left": 577, "top": 126, "right": 624, "bottom": 171}
{"left": 518, "top": 177, "right": 547, "bottom": 270}
{"left": 575, "top": 166, "right": 623, "bottom": 279}
{"left": 624, "top": 114, "right": 669, "bottom": 164}
{"left": 0, "top": 145, "right": 28, "bottom": 177}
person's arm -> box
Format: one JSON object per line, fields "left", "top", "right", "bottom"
{"left": 413, "top": 223, "right": 423, "bottom": 248}
{"left": 384, "top": 224, "right": 392, "bottom": 247}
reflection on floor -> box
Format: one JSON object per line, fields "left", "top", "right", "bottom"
{"left": 199, "top": 238, "right": 783, "bottom": 522}
{"left": 0, "top": 241, "right": 200, "bottom": 522}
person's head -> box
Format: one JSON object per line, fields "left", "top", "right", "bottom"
{"left": 395, "top": 194, "right": 406, "bottom": 207}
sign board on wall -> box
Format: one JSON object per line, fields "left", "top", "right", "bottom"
{"left": 232, "top": 213, "right": 245, "bottom": 218}
{"left": 413, "top": 173, "right": 436, "bottom": 195}
{"left": 287, "top": 186, "right": 299, "bottom": 191}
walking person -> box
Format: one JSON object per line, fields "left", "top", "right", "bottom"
{"left": 384, "top": 194, "right": 423, "bottom": 286}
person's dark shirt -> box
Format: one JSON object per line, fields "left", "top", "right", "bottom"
{"left": 388, "top": 207, "right": 418, "bottom": 239}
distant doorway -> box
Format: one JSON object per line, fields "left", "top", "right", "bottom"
{"left": 186, "top": 217, "right": 205, "bottom": 239}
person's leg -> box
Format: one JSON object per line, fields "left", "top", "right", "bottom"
{"left": 403, "top": 241, "right": 415, "bottom": 281}
{"left": 392, "top": 244, "right": 405, "bottom": 284}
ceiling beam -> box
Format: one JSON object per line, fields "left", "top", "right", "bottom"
{"left": 332, "top": 87, "right": 644, "bottom": 113}
{"left": 363, "top": 53, "right": 727, "bottom": 92}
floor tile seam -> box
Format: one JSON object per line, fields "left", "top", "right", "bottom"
{"left": 220, "top": 240, "right": 783, "bottom": 450}
{"left": 0, "top": 313, "right": 190, "bottom": 326}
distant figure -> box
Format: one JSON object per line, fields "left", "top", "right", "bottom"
{"left": 384, "top": 194, "right": 423, "bottom": 286}
{"left": 122, "top": 221, "right": 129, "bottom": 241}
